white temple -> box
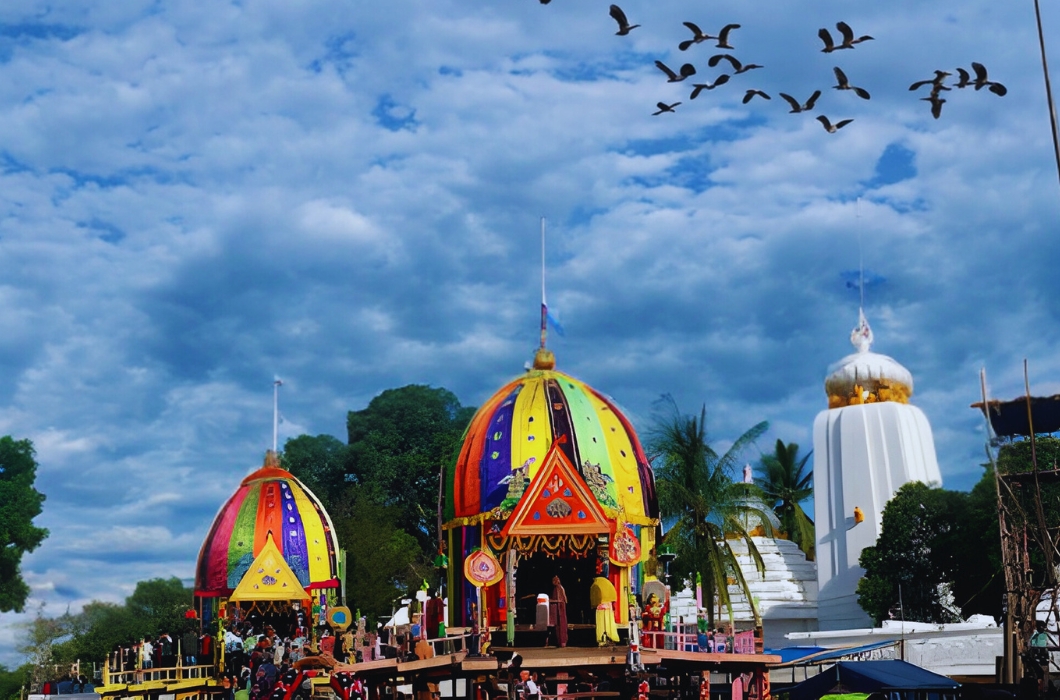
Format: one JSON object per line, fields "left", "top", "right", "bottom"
{"left": 812, "top": 309, "right": 942, "bottom": 630}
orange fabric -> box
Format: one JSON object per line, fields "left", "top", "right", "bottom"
{"left": 254, "top": 481, "right": 284, "bottom": 555}
{"left": 455, "top": 380, "right": 519, "bottom": 517}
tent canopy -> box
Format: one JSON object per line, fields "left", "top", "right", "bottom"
{"left": 787, "top": 661, "right": 959, "bottom": 700}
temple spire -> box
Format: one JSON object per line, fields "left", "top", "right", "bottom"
{"left": 850, "top": 307, "right": 873, "bottom": 354}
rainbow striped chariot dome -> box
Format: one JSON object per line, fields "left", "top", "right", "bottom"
{"left": 442, "top": 346, "right": 659, "bottom": 630}
{"left": 195, "top": 451, "right": 340, "bottom": 602}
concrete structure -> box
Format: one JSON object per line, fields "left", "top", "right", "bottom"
{"left": 813, "top": 310, "right": 942, "bottom": 630}
{"left": 788, "top": 619, "right": 1003, "bottom": 679}
{"left": 725, "top": 537, "right": 819, "bottom": 648}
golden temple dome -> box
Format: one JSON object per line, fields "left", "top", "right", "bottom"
{"left": 825, "top": 309, "right": 913, "bottom": 408}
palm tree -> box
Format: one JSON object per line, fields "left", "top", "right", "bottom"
{"left": 756, "top": 439, "right": 815, "bottom": 561}
{"left": 649, "top": 396, "right": 774, "bottom": 628}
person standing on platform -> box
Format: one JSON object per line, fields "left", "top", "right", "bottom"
{"left": 549, "top": 576, "right": 568, "bottom": 648}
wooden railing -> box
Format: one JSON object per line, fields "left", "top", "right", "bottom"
{"left": 640, "top": 628, "right": 758, "bottom": 654}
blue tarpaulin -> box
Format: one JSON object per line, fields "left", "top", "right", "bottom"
{"left": 786, "top": 660, "right": 959, "bottom": 700}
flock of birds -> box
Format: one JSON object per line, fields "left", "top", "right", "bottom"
{"left": 557, "top": 3, "right": 1010, "bottom": 131}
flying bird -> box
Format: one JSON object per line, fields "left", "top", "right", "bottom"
{"left": 779, "top": 90, "right": 822, "bottom": 113}
{"left": 539, "top": 0, "right": 550, "bottom": 4}
{"left": 689, "top": 74, "right": 730, "bottom": 99}
{"left": 819, "top": 21, "right": 874, "bottom": 53}
{"left": 909, "top": 70, "right": 952, "bottom": 92}
{"left": 742, "top": 89, "right": 771, "bottom": 103}
{"left": 833, "top": 67, "right": 871, "bottom": 99}
{"left": 954, "top": 67, "right": 973, "bottom": 89}
{"left": 655, "top": 60, "right": 696, "bottom": 82}
{"left": 921, "top": 92, "right": 946, "bottom": 119}
{"left": 970, "top": 62, "right": 1008, "bottom": 96}
{"left": 707, "top": 54, "right": 763, "bottom": 74}
{"left": 816, "top": 115, "right": 854, "bottom": 133}
{"left": 679, "top": 21, "right": 712, "bottom": 51}
{"left": 652, "top": 101, "right": 681, "bottom": 115}
{"left": 609, "top": 5, "right": 640, "bottom": 36}
{"left": 680, "top": 22, "right": 740, "bottom": 51}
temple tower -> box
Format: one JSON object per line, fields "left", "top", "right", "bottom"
{"left": 813, "top": 310, "right": 942, "bottom": 630}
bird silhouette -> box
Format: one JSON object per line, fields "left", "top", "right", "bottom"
{"left": 679, "top": 21, "right": 712, "bottom": 51}
{"left": 689, "top": 74, "right": 730, "bottom": 99}
{"left": 539, "top": 0, "right": 551, "bottom": 4}
{"left": 707, "top": 54, "right": 762, "bottom": 74}
{"left": 655, "top": 60, "right": 697, "bottom": 82}
{"left": 653, "top": 101, "right": 681, "bottom": 115}
{"left": 680, "top": 22, "right": 740, "bottom": 51}
{"left": 816, "top": 115, "right": 854, "bottom": 133}
{"left": 819, "top": 21, "right": 873, "bottom": 53}
{"left": 921, "top": 92, "right": 946, "bottom": 119}
{"left": 779, "top": 90, "right": 822, "bottom": 113}
{"left": 713, "top": 24, "right": 741, "bottom": 49}
{"left": 909, "top": 71, "right": 952, "bottom": 92}
{"left": 954, "top": 68, "right": 973, "bottom": 89}
{"left": 971, "top": 62, "right": 1007, "bottom": 96}
{"left": 833, "top": 67, "right": 870, "bottom": 99}
{"left": 742, "top": 89, "right": 771, "bottom": 104}
{"left": 609, "top": 5, "right": 640, "bottom": 36}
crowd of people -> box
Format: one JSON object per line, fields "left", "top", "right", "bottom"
{"left": 112, "top": 624, "right": 214, "bottom": 672}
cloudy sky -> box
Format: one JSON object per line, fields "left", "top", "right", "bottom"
{"left": 1, "top": 0, "right": 1059, "bottom": 664}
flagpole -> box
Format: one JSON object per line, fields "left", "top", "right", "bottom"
{"left": 273, "top": 379, "right": 282, "bottom": 452}
{"left": 1033, "top": 0, "right": 1060, "bottom": 190}
{"left": 540, "top": 217, "right": 547, "bottom": 350}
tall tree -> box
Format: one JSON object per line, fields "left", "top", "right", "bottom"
{"left": 345, "top": 385, "right": 475, "bottom": 551}
{"left": 649, "top": 396, "right": 772, "bottom": 627}
{"left": 0, "top": 437, "right": 48, "bottom": 612}
{"left": 756, "top": 439, "right": 815, "bottom": 560}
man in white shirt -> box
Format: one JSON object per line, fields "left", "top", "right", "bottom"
{"left": 517, "top": 670, "right": 540, "bottom": 700}
{"left": 141, "top": 638, "right": 154, "bottom": 669}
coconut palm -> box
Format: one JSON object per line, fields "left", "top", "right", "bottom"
{"left": 649, "top": 396, "right": 773, "bottom": 628}
{"left": 756, "top": 439, "right": 815, "bottom": 561}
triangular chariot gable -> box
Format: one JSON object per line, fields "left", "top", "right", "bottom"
{"left": 502, "top": 440, "right": 610, "bottom": 536}
{"left": 230, "top": 533, "right": 311, "bottom": 601}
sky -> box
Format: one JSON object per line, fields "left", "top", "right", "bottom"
{"left": 2, "top": 0, "right": 1060, "bottom": 666}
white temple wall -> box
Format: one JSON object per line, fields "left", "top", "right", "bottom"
{"left": 813, "top": 402, "right": 942, "bottom": 631}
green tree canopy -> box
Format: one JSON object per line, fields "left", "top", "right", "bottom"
{"left": 857, "top": 477, "right": 1002, "bottom": 625}
{"left": 860, "top": 481, "right": 970, "bottom": 623}
{"left": 0, "top": 664, "right": 29, "bottom": 700}
{"left": 345, "top": 385, "right": 475, "bottom": 550}
{"left": 756, "top": 439, "right": 815, "bottom": 560}
{"left": 331, "top": 485, "right": 427, "bottom": 623}
{"left": 649, "top": 396, "right": 772, "bottom": 627}
{"left": 124, "top": 577, "right": 194, "bottom": 635}
{"left": 0, "top": 436, "right": 49, "bottom": 612}
{"left": 281, "top": 434, "right": 351, "bottom": 510}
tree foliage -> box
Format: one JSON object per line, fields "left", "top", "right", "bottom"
{"left": 32, "top": 578, "right": 195, "bottom": 665}
{"left": 0, "top": 665, "right": 29, "bottom": 700}
{"left": 331, "top": 486, "right": 427, "bottom": 623}
{"left": 649, "top": 396, "right": 772, "bottom": 627}
{"left": 756, "top": 439, "right": 815, "bottom": 560}
{"left": 281, "top": 385, "right": 475, "bottom": 622}
{"left": 857, "top": 476, "right": 1002, "bottom": 625}
{"left": 281, "top": 434, "right": 351, "bottom": 511}
{"left": 344, "top": 385, "right": 474, "bottom": 550}
{"left": 18, "top": 607, "right": 72, "bottom": 688}
{"left": 0, "top": 437, "right": 49, "bottom": 613}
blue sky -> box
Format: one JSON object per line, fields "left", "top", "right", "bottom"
{"left": 1, "top": 0, "right": 1059, "bottom": 664}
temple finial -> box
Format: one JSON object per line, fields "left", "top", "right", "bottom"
{"left": 850, "top": 307, "right": 873, "bottom": 354}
